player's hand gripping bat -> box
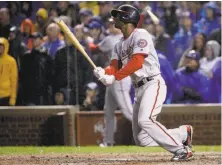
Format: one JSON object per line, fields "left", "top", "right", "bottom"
{"left": 55, "top": 19, "right": 97, "bottom": 69}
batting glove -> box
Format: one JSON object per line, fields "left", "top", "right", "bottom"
{"left": 93, "top": 67, "right": 105, "bottom": 79}
{"left": 99, "top": 75, "right": 115, "bottom": 86}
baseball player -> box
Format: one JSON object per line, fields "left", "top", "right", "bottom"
{"left": 91, "top": 18, "right": 133, "bottom": 147}
{"left": 93, "top": 4, "right": 194, "bottom": 161}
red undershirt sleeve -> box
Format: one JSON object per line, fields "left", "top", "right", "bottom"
{"left": 105, "top": 59, "right": 119, "bottom": 75}
{"left": 114, "top": 54, "right": 146, "bottom": 81}
{"left": 88, "top": 43, "right": 99, "bottom": 52}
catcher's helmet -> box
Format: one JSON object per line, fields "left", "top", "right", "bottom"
{"left": 111, "top": 4, "right": 140, "bottom": 26}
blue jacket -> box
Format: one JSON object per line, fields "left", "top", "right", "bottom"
{"left": 173, "top": 27, "right": 197, "bottom": 66}
{"left": 194, "top": 17, "right": 220, "bottom": 36}
{"left": 155, "top": 33, "right": 177, "bottom": 69}
{"left": 209, "top": 59, "right": 221, "bottom": 103}
{"left": 190, "top": 9, "right": 203, "bottom": 23}
{"left": 201, "top": 2, "right": 221, "bottom": 19}
{"left": 157, "top": 51, "right": 175, "bottom": 104}
{"left": 173, "top": 67, "right": 210, "bottom": 103}
{"left": 43, "top": 38, "right": 64, "bottom": 59}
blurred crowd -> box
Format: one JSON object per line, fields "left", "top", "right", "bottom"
{"left": 0, "top": 1, "right": 221, "bottom": 109}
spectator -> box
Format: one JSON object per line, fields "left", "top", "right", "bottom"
{"left": 200, "top": 40, "right": 221, "bottom": 78}
{"left": 43, "top": 3, "right": 58, "bottom": 23}
{"left": 209, "top": 59, "right": 221, "bottom": 103}
{"left": 87, "top": 20, "right": 107, "bottom": 91}
{"left": 67, "top": 2, "right": 80, "bottom": 26}
{"left": 162, "top": 2, "right": 179, "bottom": 37}
{"left": 89, "top": 16, "right": 104, "bottom": 27}
{"left": 155, "top": 21, "right": 176, "bottom": 68}
{"left": 175, "top": 2, "right": 189, "bottom": 19}
{"left": 54, "top": 90, "right": 66, "bottom": 105}
{"left": 42, "top": 1, "right": 55, "bottom": 14}
{"left": 7, "top": 2, "right": 26, "bottom": 26}
{"left": 8, "top": 26, "right": 27, "bottom": 70}
{"left": 173, "top": 14, "right": 197, "bottom": 67}
{"left": 57, "top": 1, "right": 69, "bottom": 16}
{"left": 151, "top": 2, "right": 165, "bottom": 20}
{"left": 20, "top": 18, "right": 35, "bottom": 50}
{"left": 43, "top": 23, "right": 64, "bottom": 59}
{"left": 88, "top": 21, "right": 105, "bottom": 44}
{"left": 98, "top": 2, "right": 113, "bottom": 24}
{"left": 201, "top": 2, "right": 220, "bottom": 19}
{"left": 157, "top": 51, "right": 175, "bottom": 104}
{"left": 135, "top": 1, "right": 149, "bottom": 11}
{"left": 208, "top": 28, "right": 221, "bottom": 45}
{"left": 49, "top": 8, "right": 58, "bottom": 19}
{"left": 143, "top": 20, "right": 155, "bottom": 38}
{"left": 79, "top": 8, "right": 93, "bottom": 26}
{"left": 54, "top": 34, "right": 92, "bottom": 105}
{"left": 0, "top": 8, "right": 12, "bottom": 38}
{"left": 79, "top": 2, "right": 99, "bottom": 16}
{"left": 188, "top": 2, "right": 204, "bottom": 22}
{"left": 0, "top": 37, "right": 18, "bottom": 106}
{"left": 173, "top": 50, "right": 210, "bottom": 103}
{"left": 194, "top": 2, "right": 220, "bottom": 36}
{"left": 21, "top": 1, "right": 33, "bottom": 18}
{"left": 58, "top": 15, "right": 71, "bottom": 28}
{"left": 74, "top": 24, "right": 92, "bottom": 52}
{"left": 81, "top": 82, "right": 99, "bottom": 111}
{"left": 19, "top": 33, "right": 53, "bottom": 105}
{"left": 35, "top": 8, "right": 49, "bottom": 35}
{"left": 178, "top": 32, "right": 207, "bottom": 68}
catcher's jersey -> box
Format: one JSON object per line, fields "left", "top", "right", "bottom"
{"left": 111, "top": 28, "right": 161, "bottom": 83}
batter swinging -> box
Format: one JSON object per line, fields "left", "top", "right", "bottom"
{"left": 93, "top": 4, "right": 194, "bottom": 161}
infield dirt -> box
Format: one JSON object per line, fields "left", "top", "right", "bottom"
{"left": 0, "top": 152, "right": 220, "bottom": 165}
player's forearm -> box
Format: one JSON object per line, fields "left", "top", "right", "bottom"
{"left": 114, "top": 54, "right": 145, "bottom": 81}
{"left": 105, "top": 59, "right": 119, "bottom": 75}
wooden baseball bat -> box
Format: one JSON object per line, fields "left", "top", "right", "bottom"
{"left": 55, "top": 20, "right": 97, "bottom": 69}
{"left": 146, "top": 8, "right": 160, "bottom": 25}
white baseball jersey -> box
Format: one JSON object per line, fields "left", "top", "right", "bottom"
{"left": 111, "top": 28, "right": 161, "bottom": 83}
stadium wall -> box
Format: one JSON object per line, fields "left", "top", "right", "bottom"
{"left": 0, "top": 106, "right": 78, "bottom": 146}
{"left": 0, "top": 104, "right": 220, "bottom": 146}
{"left": 76, "top": 104, "right": 221, "bottom": 146}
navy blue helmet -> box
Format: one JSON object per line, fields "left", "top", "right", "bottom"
{"left": 111, "top": 4, "right": 140, "bottom": 26}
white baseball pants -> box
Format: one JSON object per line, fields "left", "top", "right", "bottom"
{"left": 132, "top": 75, "right": 187, "bottom": 153}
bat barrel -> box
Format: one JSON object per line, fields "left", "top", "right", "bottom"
{"left": 56, "top": 20, "right": 97, "bottom": 69}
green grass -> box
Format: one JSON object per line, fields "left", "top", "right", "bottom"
{"left": 0, "top": 146, "right": 220, "bottom": 155}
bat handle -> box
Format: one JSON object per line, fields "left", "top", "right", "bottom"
{"left": 90, "top": 60, "right": 97, "bottom": 69}
{"left": 85, "top": 55, "right": 97, "bottom": 69}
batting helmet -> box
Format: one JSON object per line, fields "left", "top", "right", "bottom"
{"left": 111, "top": 4, "right": 140, "bottom": 26}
